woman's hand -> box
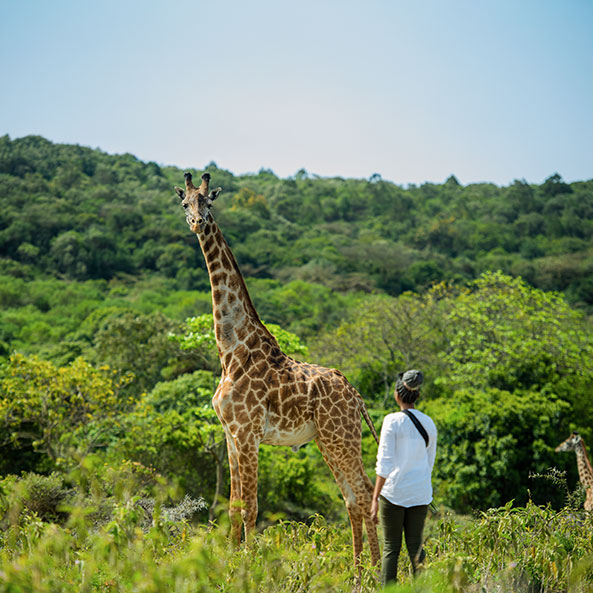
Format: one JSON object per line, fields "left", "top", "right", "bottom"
{"left": 370, "top": 498, "right": 379, "bottom": 524}
{"left": 370, "top": 475, "right": 386, "bottom": 524}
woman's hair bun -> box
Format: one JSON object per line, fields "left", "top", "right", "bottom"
{"left": 396, "top": 369, "right": 424, "bottom": 404}
{"left": 402, "top": 369, "right": 423, "bottom": 391}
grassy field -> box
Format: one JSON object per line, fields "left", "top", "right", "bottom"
{"left": 1, "top": 476, "right": 592, "bottom": 593}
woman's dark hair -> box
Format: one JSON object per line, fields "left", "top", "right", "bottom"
{"left": 395, "top": 369, "right": 424, "bottom": 404}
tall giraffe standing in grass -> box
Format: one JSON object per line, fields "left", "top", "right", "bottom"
{"left": 174, "top": 172, "right": 380, "bottom": 567}
{"left": 556, "top": 432, "right": 593, "bottom": 511}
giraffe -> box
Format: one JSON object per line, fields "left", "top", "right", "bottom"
{"left": 174, "top": 172, "right": 380, "bottom": 566}
{"left": 556, "top": 432, "right": 593, "bottom": 511}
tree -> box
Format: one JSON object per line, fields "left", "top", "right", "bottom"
{"left": 115, "top": 387, "right": 225, "bottom": 519}
{"left": 92, "top": 311, "right": 182, "bottom": 395}
{"left": 424, "top": 389, "right": 570, "bottom": 512}
{"left": 170, "top": 313, "right": 309, "bottom": 377}
{"left": 0, "top": 354, "right": 131, "bottom": 466}
{"left": 436, "top": 271, "right": 593, "bottom": 401}
{"left": 314, "top": 293, "right": 445, "bottom": 405}
{"left": 541, "top": 173, "right": 572, "bottom": 197}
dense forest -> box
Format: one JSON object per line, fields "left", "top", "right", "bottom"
{"left": 1, "top": 134, "right": 593, "bottom": 306}
{"left": 0, "top": 134, "right": 592, "bottom": 528}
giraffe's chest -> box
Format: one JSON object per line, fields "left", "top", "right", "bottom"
{"left": 261, "top": 417, "right": 318, "bottom": 448}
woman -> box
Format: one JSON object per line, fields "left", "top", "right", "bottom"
{"left": 370, "top": 369, "right": 437, "bottom": 586}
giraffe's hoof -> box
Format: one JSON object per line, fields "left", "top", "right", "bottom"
{"left": 184, "top": 172, "right": 193, "bottom": 181}
{"left": 202, "top": 173, "right": 211, "bottom": 181}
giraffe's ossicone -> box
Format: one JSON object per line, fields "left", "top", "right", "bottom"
{"left": 174, "top": 173, "right": 380, "bottom": 567}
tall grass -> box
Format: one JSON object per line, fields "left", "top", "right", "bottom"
{"left": 0, "top": 470, "right": 592, "bottom": 592}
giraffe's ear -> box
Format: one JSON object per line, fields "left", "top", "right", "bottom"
{"left": 208, "top": 187, "right": 222, "bottom": 202}
{"left": 174, "top": 187, "right": 185, "bottom": 200}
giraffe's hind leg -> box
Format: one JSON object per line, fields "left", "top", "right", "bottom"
{"left": 315, "top": 437, "right": 381, "bottom": 567}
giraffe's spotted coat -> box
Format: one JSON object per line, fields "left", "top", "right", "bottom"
{"left": 175, "top": 173, "right": 380, "bottom": 567}
{"left": 556, "top": 432, "right": 593, "bottom": 511}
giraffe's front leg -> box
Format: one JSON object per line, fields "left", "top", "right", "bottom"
{"left": 225, "top": 432, "right": 242, "bottom": 545}
{"left": 234, "top": 434, "right": 260, "bottom": 541}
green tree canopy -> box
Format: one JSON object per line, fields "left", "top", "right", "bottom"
{"left": 0, "top": 354, "right": 131, "bottom": 466}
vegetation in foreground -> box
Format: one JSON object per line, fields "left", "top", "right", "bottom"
{"left": 0, "top": 468, "right": 592, "bottom": 592}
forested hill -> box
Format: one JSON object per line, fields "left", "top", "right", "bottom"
{"left": 1, "top": 134, "right": 592, "bottom": 306}
{"left": 2, "top": 134, "right": 593, "bottom": 516}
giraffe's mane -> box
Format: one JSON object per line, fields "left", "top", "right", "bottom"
{"left": 580, "top": 438, "right": 593, "bottom": 477}
{"left": 212, "top": 222, "right": 280, "bottom": 347}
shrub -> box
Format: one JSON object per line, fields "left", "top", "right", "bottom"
{"left": 1, "top": 472, "right": 72, "bottom": 524}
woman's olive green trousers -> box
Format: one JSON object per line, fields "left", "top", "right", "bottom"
{"left": 379, "top": 496, "right": 428, "bottom": 586}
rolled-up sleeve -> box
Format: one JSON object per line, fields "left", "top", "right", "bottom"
{"left": 375, "top": 416, "right": 397, "bottom": 478}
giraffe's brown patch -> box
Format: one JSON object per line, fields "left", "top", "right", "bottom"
{"left": 234, "top": 374, "right": 250, "bottom": 394}
{"left": 279, "top": 383, "right": 294, "bottom": 399}
{"left": 210, "top": 271, "right": 227, "bottom": 285}
{"left": 251, "top": 378, "right": 266, "bottom": 393}
{"left": 209, "top": 260, "right": 222, "bottom": 273}
{"left": 235, "top": 408, "right": 249, "bottom": 425}
{"left": 234, "top": 344, "right": 249, "bottom": 365}
{"left": 214, "top": 309, "right": 222, "bottom": 320}
{"left": 267, "top": 399, "right": 279, "bottom": 416}
{"left": 220, "top": 251, "right": 231, "bottom": 270}
{"left": 210, "top": 246, "right": 220, "bottom": 260}
{"left": 268, "top": 376, "right": 279, "bottom": 389}
{"left": 250, "top": 348, "right": 264, "bottom": 363}
{"left": 245, "top": 390, "right": 259, "bottom": 408}
{"left": 245, "top": 332, "right": 258, "bottom": 350}
{"left": 236, "top": 325, "right": 248, "bottom": 341}
{"left": 227, "top": 361, "right": 243, "bottom": 377}
{"left": 221, "top": 406, "right": 236, "bottom": 423}
{"left": 253, "top": 359, "right": 268, "bottom": 376}
{"left": 203, "top": 236, "right": 215, "bottom": 252}
{"left": 227, "top": 275, "right": 240, "bottom": 291}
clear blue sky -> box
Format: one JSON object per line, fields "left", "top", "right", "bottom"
{"left": 1, "top": 0, "right": 592, "bottom": 185}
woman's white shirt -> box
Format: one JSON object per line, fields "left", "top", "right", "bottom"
{"left": 375, "top": 410, "right": 437, "bottom": 507}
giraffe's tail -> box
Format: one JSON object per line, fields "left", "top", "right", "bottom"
{"left": 360, "top": 401, "right": 379, "bottom": 445}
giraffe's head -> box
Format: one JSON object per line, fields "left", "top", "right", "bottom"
{"left": 175, "top": 172, "right": 222, "bottom": 232}
{"left": 556, "top": 432, "right": 583, "bottom": 452}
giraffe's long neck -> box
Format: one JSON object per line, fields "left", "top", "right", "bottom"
{"left": 196, "top": 220, "right": 278, "bottom": 370}
{"left": 575, "top": 441, "right": 593, "bottom": 490}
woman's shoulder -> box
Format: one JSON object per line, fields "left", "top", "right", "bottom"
{"left": 414, "top": 409, "right": 437, "bottom": 430}
{"left": 382, "top": 411, "right": 407, "bottom": 426}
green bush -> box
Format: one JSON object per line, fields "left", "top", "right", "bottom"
{"left": 1, "top": 472, "right": 72, "bottom": 524}
{"left": 424, "top": 389, "right": 570, "bottom": 512}
{"left": 258, "top": 445, "right": 342, "bottom": 522}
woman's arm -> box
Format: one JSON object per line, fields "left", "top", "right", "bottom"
{"left": 370, "top": 474, "right": 387, "bottom": 523}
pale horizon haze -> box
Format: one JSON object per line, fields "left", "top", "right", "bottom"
{"left": 1, "top": 0, "right": 592, "bottom": 186}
